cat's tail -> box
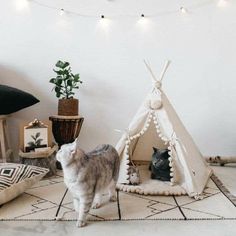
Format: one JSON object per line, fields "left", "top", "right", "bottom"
{"left": 113, "top": 148, "right": 120, "bottom": 183}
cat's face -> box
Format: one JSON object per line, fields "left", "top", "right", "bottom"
{"left": 152, "top": 147, "right": 169, "bottom": 169}
{"left": 56, "top": 141, "right": 77, "bottom": 167}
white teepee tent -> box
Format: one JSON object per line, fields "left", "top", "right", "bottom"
{"left": 116, "top": 61, "right": 212, "bottom": 199}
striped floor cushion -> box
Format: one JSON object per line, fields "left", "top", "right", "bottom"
{"left": 0, "top": 163, "right": 49, "bottom": 205}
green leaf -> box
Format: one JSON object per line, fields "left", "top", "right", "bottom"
{"left": 55, "top": 87, "right": 61, "bottom": 93}
{"left": 55, "top": 60, "right": 64, "bottom": 68}
{"left": 35, "top": 139, "right": 43, "bottom": 146}
{"left": 74, "top": 74, "right": 80, "bottom": 80}
{"left": 62, "top": 62, "right": 70, "bottom": 69}
{"left": 31, "top": 135, "right": 36, "bottom": 141}
{"left": 54, "top": 69, "right": 64, "bottom": 75}
{"left": 49, "top": 78, "right": 56, "bottom": 83}
{"left": 55, "top": 60, "right": 70, "bottom": 69}
{"left": 67, "top": 80, "right": 73, "bottom": 86}
{"left": 35, "top": 132, "right": 40, "bottom": 138}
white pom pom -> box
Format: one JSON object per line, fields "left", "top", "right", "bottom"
{"left": 140, "top": 131, "right": 144, "bottom": 135}
{"left": 168, "top": 157, "right": 172, "bottom": 161}
{"left": 168, "top": 151, "right": 172, "bottom": 155}
{"left": 139, "top": 190, "right": 144, "bottom": 195}
{"left": 169, "top": 162, "right": 173, "bottom": 167}
{"left": 170, "top": 173, "right": 174, "bottom": 177}
{"left": 163, "top": 191, "right": 169, "bottom": 196}
{"left": 151, "top": 100, "right": 162, "bottom": 110}
{"left": 170, "top": 168, "right": 174, "bottom": 172}
{"left": 153, "top": 120, "right": 158, "bottom": 125}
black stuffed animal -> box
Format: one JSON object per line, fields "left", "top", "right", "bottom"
{"left": 149, "top": 147, "right": 171, "bottom": 181}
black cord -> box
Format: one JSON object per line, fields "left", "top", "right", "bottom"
{"left": 55, "top": 188, "right": 68, "bottom": 219}
{"left": 116, "top": 190, "right": 121, "bottom": 220}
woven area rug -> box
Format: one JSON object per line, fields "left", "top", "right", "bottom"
{"left": 0, "top": 173, "right": 236, "bottom": 221}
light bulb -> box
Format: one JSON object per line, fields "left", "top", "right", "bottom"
{"left": 14, "top": 0, "right": 30, "bottom": 11}
{"left": 60, "top": 8, "right": 65, "bottom": 16}
{"left": 217, "top": 0, "right": 229, "bottom": 7}
{"left": 137, "top": 13, "right": 149, "bottom": 27}
{"left": 180, "top": 7, "right": 187, "bottom": 14}
{"left": 99, "top": 15, "right": 111, "bottom": 30}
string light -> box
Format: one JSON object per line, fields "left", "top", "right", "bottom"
{"left": 16, "top": 0, "right": 230, "bottom": 20}
{"left": 99, "top": 15, "right": 111, "bottom": 31}
{"left": 180, "top": 7, "right": 188, "bottom": 14}
{"left": 60, "top": 8, "right": 65, "bottom": 16}
{"left": 137, "top": 14, "right": 150, "bottom": 30}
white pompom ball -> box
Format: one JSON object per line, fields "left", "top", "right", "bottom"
{"left": 150, "top": 99, "right": 162, "bottom": 110}
{"left": 147, "top": 94, "right": 162, "bottom": 110}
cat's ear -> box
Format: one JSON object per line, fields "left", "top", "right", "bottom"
{"left": 153, "top": 147, "right": 158, "bottom": 153}
{"left": 74, "top": 137, "right": 80, "bottom": 150}
{"left": 160, "top": 149, "right": 168, "bottom": 155}
{"left": 71, "top": 138, "right": 79, "bottom": 155}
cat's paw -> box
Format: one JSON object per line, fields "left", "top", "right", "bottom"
{"left": 109, "top": 195, "right": 117, "bottom": 202}
{"left": 76, "top": 220, "right": 87, "bottom": 228}
{"left": 92, "top": 202, "right": 101, "bottom": 209}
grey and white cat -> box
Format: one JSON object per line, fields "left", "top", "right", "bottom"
{"left": 56, "top": 140, "right": 120, "bottom": 227}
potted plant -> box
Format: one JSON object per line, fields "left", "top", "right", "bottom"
{"left": 49, "top": 60, "right": 83, "bottom": 116}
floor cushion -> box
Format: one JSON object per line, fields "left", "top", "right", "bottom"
{"left": 0, "top": 85, "right": 39, "bottom": 115}
{"left": 0, "top": 163, "right": 49, "bottom": 205}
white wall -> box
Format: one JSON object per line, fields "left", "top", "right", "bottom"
{"left": 0, "top": 0, "right": 236, "bottom": 157}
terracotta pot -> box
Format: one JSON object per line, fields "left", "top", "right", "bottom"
{"left": 58, "top": 98, "right": 79, "bottom": 116}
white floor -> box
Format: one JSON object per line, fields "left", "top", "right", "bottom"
{"left": 0, "top": 165, "right": 236, "bottom": 236}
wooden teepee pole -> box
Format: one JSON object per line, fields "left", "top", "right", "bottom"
{"left": 160, "top": 60, "right": 171, "bottom": 82}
